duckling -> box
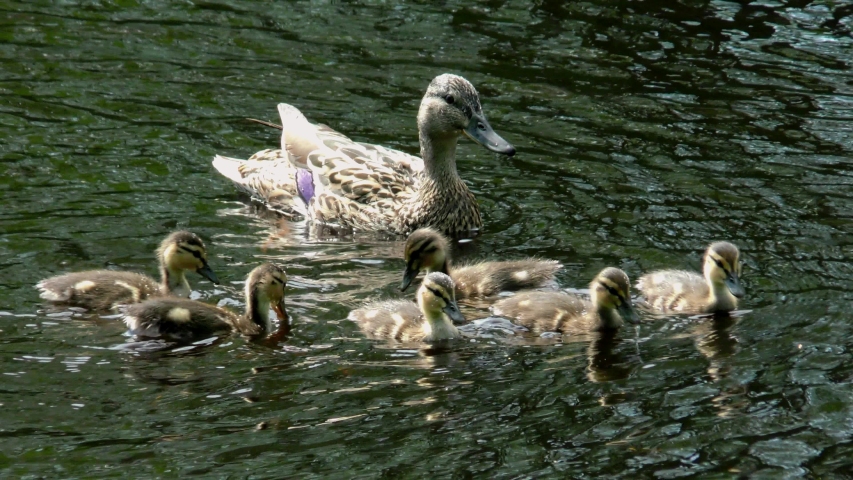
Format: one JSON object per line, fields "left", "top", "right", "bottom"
{"left": 124, "top": 263, "right": 287, "bottom": 341}
{"left": 36, "top": 231, "right": 219, "bottom": 311}
{"left": 636, "top": 241, "right": 744, "bottom": 314}
{"left": 491, "top": 267, "right": 639, "bottom": 334}
{"left": 348, "top": 272, "right": 463, "bottom": 342}
{"left": 400, "top": 228, "right": 562, "bottom": 299}
{"left": 213, "top": 73, "right": 516, "bottom": 236}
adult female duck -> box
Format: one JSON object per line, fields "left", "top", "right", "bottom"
{"left": 212, "top": 74, "right": 515, "bottom": 236}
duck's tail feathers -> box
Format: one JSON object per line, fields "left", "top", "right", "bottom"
{"left": 212, "top": 155, "right": 247, "bottom": 185}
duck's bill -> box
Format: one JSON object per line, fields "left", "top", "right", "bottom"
{"left": 400, "top": 266, "right": 418, "bottom": 292}
{"left": 464, "top": 113, "right": 516, "bottom": 156}
{"left": 726, "top": 274, "right": 745, "bottom": 298}
{"left": 619, "top": 301, "right": 640, "bottom": 325}
{"left": 196, "top": 263, "right": 220, "bottom": 284}
{"left": 272, "top": 299, "right": 288, "bottom": 322}
{"left": 443, "top": 300, "right": 466, "bottom": 325}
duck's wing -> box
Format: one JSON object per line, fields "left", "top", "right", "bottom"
{"left": 635, "top": 270, "right": 709, "bottom": 312}
{"left": 348, "top": 299, "right": 425, "bottom": 341}
{"left": 36, "top": 270, "right": 162, "bottom": 311}
{"left": 451, "top": 259, "right": 563, "bottom": 298}
{"left": 276, "top": 103, "right": 423, "bottom": 176}
{"left": 123, "top": 298, "right": 235, "bottom": 340}
{"left": 492, "top": 291, "right": 588, "bottom": 333}
{"left": 213, "top": 104, "right": 423, "bottom": 223}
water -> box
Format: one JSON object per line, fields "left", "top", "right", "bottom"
{"left": 1, "top": 0, "right": 852, "bottom": 477}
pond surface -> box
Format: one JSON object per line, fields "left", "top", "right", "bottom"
{"left": 2, "top": 0, "right": 853, "bottom": 477}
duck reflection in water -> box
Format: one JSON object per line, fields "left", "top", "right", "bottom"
{"left": 692, "top": 314, "right": 751, "bottom": 418}
{"left": 586, "top": 330, "right": 635, "bottom": 384}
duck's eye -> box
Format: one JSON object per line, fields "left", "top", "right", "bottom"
{"left": 606, "top": 286, "right": 619, "bottom": 297}
{"left": 444, "top": 94, "right": 454, "bottom": 105}
{"left": 713, "top": 259, "right": 725, "bottom": 269}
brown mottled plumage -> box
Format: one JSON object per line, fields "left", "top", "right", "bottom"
{"left": 212, "top": 74, "right": 515, "bottom": 236}
{"left": 400, "top": 228, "right": 562, "bottom": 299}
{"left": 492, "top": 268, "right": 639, "bottom": 334}
{"left": 36, "top": 231, "right": 219, "bottom": 311}
{"left": 636, "top": 241, "right": 745, "bottom": 314}
{"left": 124, "top": 263, "right": 287, "bottom": 341}
{"left": 348, "top": 272, "right": 464, "bottom": 342}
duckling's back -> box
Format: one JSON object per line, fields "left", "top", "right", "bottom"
{"left": 348, "top": 299, "right": 427, "bottom": 342}
{"left": 37, "top": 270, "right": 162, "bottom": 311}
{"left": 636, "top": 270, "right": 709, "bottom": 313}
{"left": 452, "top": 259, "right": 562, "bottom": 298}
{"left": 124, "top": 297, "right": 240, "bottom": 341}
{"left": 492, "top": 291, "right": 597, "bottom": 334}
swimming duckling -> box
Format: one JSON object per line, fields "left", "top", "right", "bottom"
{"left": 636, "top": 241, "right": 744, "bottom": 314}
{"left": 491, "top": 267, "right": 639, "bottom": 334}
{"left": 36, "top": 231, "right": 219, "bottom": 311}
{"left": 349, "top": 272, "right": 463, "bottom": 342}
{"left": 400, "top": 228, "right": 562, "bottom": 299}
{"left": 124, "top": 263, "right": 287, "bottom": 341}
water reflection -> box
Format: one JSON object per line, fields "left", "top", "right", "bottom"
{"left": 1, "top": 0, "right": 853, "bottom": 477}
{"left": 585, "top": 330, "right": 633, "bottom": 384}
{"left": 691, "top": 315, "right": 741, "bottom": 380}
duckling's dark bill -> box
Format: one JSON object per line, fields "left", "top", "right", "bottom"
{"left": 272, "top": 299, "right": 288, "bottom": 322}
{"left": 197, "top": 264, "right": 220, "bottom": 284}
{"left": 464, "top": 113, "right": 515, "bottom": 156}
{"left": 726, "top": 274, "right": 745, "bottom": 298}
{"left": 443, "top": 300, "right": 465, "bottom": 324}
{"left": 400, "top": 266, "right": 418, "bottom": 292}
{"left": 619, "top": 301, "right": 640, "bottom": 324}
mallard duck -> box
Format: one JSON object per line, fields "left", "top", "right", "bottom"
{"left": 36, "top": 231, "right": 219, "bottom": 311}
{"left": 400, "top": 228, "right": 562, "bottom": 299}
{"left": 348, "top": 272, "right": 463, "bottom": 342}
{"left": 636, "top": 241, "right": 744, "bottom": 314}
{"left": 212, "top": 73, "right": 515, "bottom": 236}
{"left": 491, "top": 267, "right": 639, "bottom": 334}
{"left": 124, "top": 263, "right": 287, "bottom": 341}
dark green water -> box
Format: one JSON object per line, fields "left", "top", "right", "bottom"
{"left": 2, "top": 0, "right": 853, "bottom": 477}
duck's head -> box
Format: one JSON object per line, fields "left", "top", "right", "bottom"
{"left": 418, "top": 272, "right": 464, "bottom": 324}
{"left": 158, "top": 231, "right": 219, "bottom": 283}
{"left": 401, "top": 228, "right": 450, "bottom": 291}
{"left": 246, "top": 263, "right": 288, "bottom": 326}
{"left": 590, "top": 267, "right": 639, "bottom": 324}
{"left": 418, "top": 74, "right": 515, "bottom": 156}
{"left": 702, "top": 242, "right": 744, "bottom": 298}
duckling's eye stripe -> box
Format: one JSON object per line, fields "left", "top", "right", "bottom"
{"left": 409, "top": 242, "right": 435, "bottom": 262}
{"left": 179, "top": 246, "right": 203, "bottom": 259}
{"left": 599, "top": 279, "right": 625, "bottom": 301}
{"left": 605, "top": 286, "right": 625, "bottom": 302}
{"left": 713, "top": 259, "right": 731, "bottom": 274}
{"left": 426, "top": 286, "right": 450, "bottom": 304}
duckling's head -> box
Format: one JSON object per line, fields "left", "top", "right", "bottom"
{"left": 590, "top": 267, "right": 639, "bottom": 325}
{"left": 401, "top": 228, "right": 450, "bottom": 291}
{"left": 158, "top": 231, "right": 219, "bottom": 284}
{"left": 418, "top": 74, "right": 515, "bottom": 156}
{"left": 702, "top": 242, "right": 744, "bottom": 298}
{"left": 246, "top": 263, "right": 288, "bottom": 326}
{"left": 418, "top": 272, "right": 464, "bottom": 324}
